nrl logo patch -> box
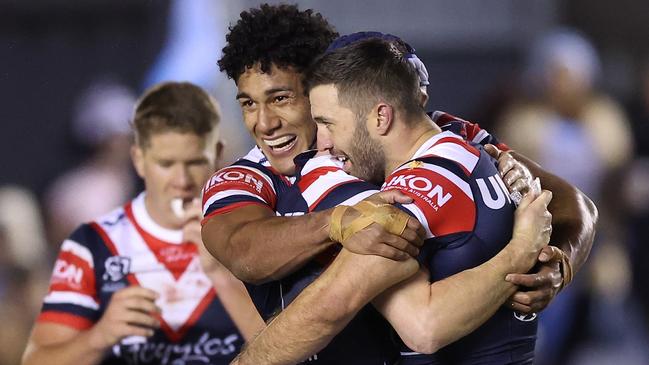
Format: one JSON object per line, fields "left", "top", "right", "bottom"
{"left": 103, "top": 256, "right": 131, "bottom": 282}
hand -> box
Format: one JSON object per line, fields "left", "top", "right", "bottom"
{"left": 504, "top": 246, "right": 564, "bottom": 313}
{"left": 181, "top": 198, "right": 203, "bottom": 245}
{"left": 509, "top": 190, "right": 553, "bottom": 264}
{"left": 484, "top": 144, "right": 537, "bottom": 198}
{"left": 337, "top": 190, "right": 425, "bottom": 260}
{"left": 88, "top": 286, "right": 160, "bottom": 350}
{"left": 179, "top": 198, "right": 224, "bottom": 274}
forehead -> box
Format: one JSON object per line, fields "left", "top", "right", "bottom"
{"left": 236, "top": 64, "right": 303, "bottom": 97}
{"left": 145, "top": 131, "right": 209, "bottom": 156}
{"left": 309, "top": 84, "right": 349, "bottom": 117}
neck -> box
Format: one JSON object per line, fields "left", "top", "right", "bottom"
{"left": 383, "top": 114, "right": 442, "bottom": 176}
{"left": 144, "top": 193, "right": 182, "bottom": 230}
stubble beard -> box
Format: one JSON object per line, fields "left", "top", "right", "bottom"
{"left": 349, "top": 118, "right": 386, "bottom": 186}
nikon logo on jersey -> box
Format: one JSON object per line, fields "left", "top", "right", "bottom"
{"left": 385, "top": 174, "right": 453, "bottom": 208}
{"left": 204, "top": 168, "right": 264, "bottom": 194}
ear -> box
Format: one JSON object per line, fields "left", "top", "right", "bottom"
{"left": 375, "top": 103, "right": 394, "bottom": 136}
{"left": 131, "top": 145, "right": 145, "bottom": 179}
{"left": 214, "top": 140, "right": 225, "bottom": 170}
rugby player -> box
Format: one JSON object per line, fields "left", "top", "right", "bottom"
{"left": 22, "top": 82, "right": 263, "bottom": 365}
{"left": 202, "top": 4, "right": 596, "bottom": 364}
{"left": 232, "top": 36, "right": 598, "bottom": 364}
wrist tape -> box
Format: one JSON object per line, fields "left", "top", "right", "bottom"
{"left": 329, "top": 201, "right": 410, "bottom": 243}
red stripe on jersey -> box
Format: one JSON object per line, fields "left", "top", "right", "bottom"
{"left": 383, "top": 167, "right": 475, "bottom": 236}
{"left": 49, "top": 251, "right": 96, "bottom": 298}
{"left": 38, "top": 311, "right": 95, "bottom": 330}
{"left": 203, "top": 166, "right": 277, "bottom": 209}
{"left": 297, "top": 166, "right": 341, "bottom": 193}
{"left": 431, "top": 136, "right": 480, "bottom": 157}
{"left": 200, "top": 201, "right": 273, "bottom": 226}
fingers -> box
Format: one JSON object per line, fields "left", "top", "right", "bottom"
{"left": 509, "top": 179, "right": 531, "bottom": 196}
{"left": 401, "top": 226, "right": 424, "bottom": 248}
{"left": 507, "top": 287, "right": 555, "bottom": 313}
{"left": 484, "top": 144, "right": 502, "bottom": 159}
{"left": 505, "top": 273, "right": 549, "bottom": 288}
{"left": 124, "top": 311, "right": 160, "bottom": 329}
{"left": 120, "top": 323, "right": 156, "bottom": 338}
{"left": 503, "top": 168, "right": 524, "bottom": 187}
{"left": 182, "top": 198, "right": 203, "bottom": 222}
{"left": 538, "top": 245, "right": 564, "bottom": 263}
{"left": 373, "top": 190, "right": 414, "bottom": 205}
{"left": 382, "top": 232, "right": 420, "bottom": 257}
{"left": 114, "top": 286, "right": 159, "bottom": 302}
{"left": 123, "top": 297, "right": 160, "bottom": 314}
{"left": 532, "top": 190, "right": 553, "bottom": 210}
{"left": 367, "top": 243, "right": 411, "bottom": 261}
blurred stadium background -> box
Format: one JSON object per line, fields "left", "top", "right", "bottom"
{"left": 1, "top": 1, "right": 648, "bottom": 364}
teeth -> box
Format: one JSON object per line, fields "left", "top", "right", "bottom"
{"left": 264, "top": 135, "right": 296, "bottom": 147}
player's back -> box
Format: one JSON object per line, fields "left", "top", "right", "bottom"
{"left": 383, "top": 131, "right": 536, "bottom": 365}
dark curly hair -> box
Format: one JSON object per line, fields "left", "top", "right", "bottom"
{"left": 218, "top": 4, "right": 338, "bottom": 82}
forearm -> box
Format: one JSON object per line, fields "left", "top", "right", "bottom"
{"left": 22, "top": 332, "right": 106, "bottom": 365}
{"left": 202, "top": 206, "right": 333, "bottom": 284}
{"left": 375, "top": 241, "right": 537, "bottom": 354}
{"left": 205, "top": 268, "right": 265, "bottom": 341}
{"left": 235, "top": 249, "right": 419, "bottom": 365}
{"left": 512, "top": 152, "right": 598, "bottom": 274}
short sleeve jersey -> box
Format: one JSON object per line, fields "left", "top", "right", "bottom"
{"left": 39, "top": 193, "right": 243, "bottom": 365}
{"left": 381, "top": 131, "right": 536, "bottom": 365}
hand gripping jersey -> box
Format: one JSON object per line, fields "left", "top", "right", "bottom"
{"left": 200, "top": 113, "right": 516, "bottom": 364}
{"left": 203, "top": 146, "right": 400, "bottom": 364}
{"left": 39, "top": 193, "right": 243, "bottom": 365}
{"left": 382, "top": 131, "right": 536, "bottom": 365}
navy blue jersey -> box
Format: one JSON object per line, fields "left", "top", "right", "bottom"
{"left": 202, "top": 147, "right": 399, "bottom": 364}
{"left": 382, "top": 131, "right": 536, "bottom": 365}
{"left": 40, "top": 193, "right": 243, "bottom": 365}
{"left": 274, "top": 151, "right": 400, "bottom": 365}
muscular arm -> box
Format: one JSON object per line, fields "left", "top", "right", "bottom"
{"left": 202, "top": 204, "right": 333, "bottom": 284}
{"left": 234, "top": 192, "right": 552, "bottom": 363}
{"left": 511, "top": 151, "right": 598, "bottom": 276}
{"left": 234, "top": 249, "right": 419, "bottom": 365}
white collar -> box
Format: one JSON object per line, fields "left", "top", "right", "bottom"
{"left": 131, "top": 192, "right": 184, "bottom": 244}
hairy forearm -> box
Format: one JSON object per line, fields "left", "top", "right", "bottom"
{"left": 375, "top": 242, "right": 536, "bottom": 353}
{"left": 202, "top": 206, "right": 334, "bottom": 284}
{"left": 235, "top": 249, "right": 419, "bottom": 365}
{"left": 512, "top": 152, "right": 598, "bottom": 274}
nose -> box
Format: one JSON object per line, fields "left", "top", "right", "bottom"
{"left": 172, "top": 165, "right": 193, "bottom": 190}
{"left": 316, "top": 124, "right": 333, "bottom": 150}
{"left": 257, "top": 104, "right": 282, "bottom": 135}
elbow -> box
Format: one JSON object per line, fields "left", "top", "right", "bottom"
{"left": 227, "top": 261, "right": 271, "bottom": 285}
{"left": 400, "top": 312, "right": 446, "bottom": 355}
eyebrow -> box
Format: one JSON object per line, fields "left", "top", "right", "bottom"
{"left": 236, "top": 86, "right": 294, "bottom": 100}
{"left": 313, "top": 116, "right": 328, "bottom": 124}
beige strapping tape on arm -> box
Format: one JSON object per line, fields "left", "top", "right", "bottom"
{"left": 329, "top": 200, "right": 410, "bottom": 243}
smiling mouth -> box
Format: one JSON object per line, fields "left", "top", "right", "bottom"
{"left": 264, "top": 135, "right": 298, "bottom": 153}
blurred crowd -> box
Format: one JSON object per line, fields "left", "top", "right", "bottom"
{"left": 1, "top": 1, "right": 649, "bottom": 364}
